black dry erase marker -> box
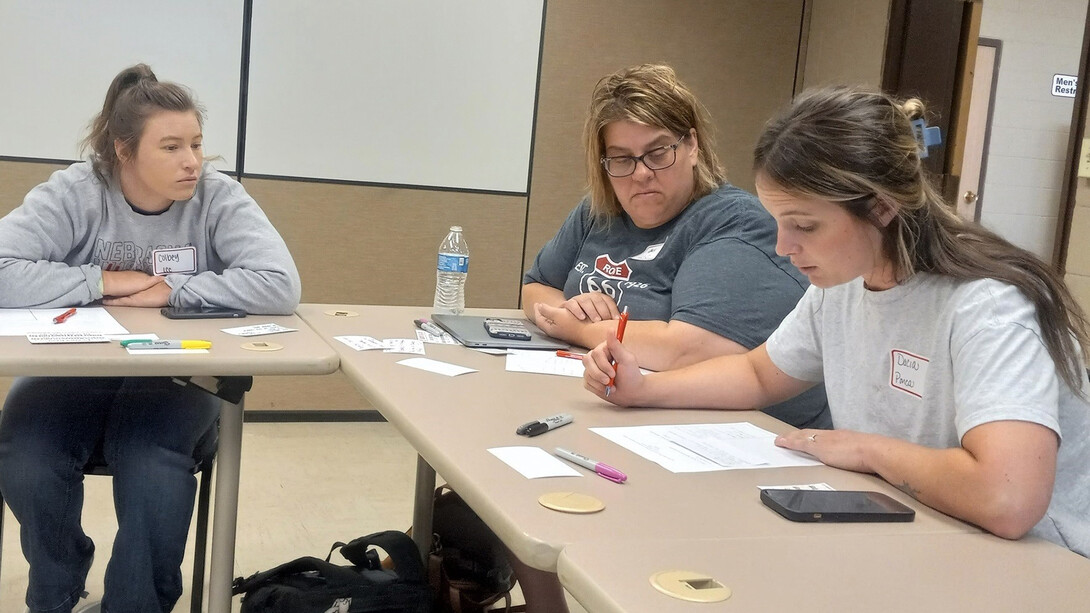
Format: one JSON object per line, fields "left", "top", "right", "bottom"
{"left": 516, "top": 413, "right": 573, "bottom": 437}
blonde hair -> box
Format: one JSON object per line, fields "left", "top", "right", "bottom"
{"left": 583, "top": 64, "right": 726, "bottom": 222}
{"left": 81, "top": 63, "right": 204, "bottom": 179}
{"left": 754, "top": 86, "right": 1090, "bottom": 395}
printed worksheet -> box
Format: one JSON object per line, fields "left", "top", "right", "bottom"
{"left": 505, "top": 349, "right": 584, "bottom": 377}
{"left": 591, "top": 423, "right": 822, "bottom": 473}
{"left": 0, "top": 307, "right": 128, "bottom": 336}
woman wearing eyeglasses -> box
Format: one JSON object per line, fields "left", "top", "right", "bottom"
{"left": 522, "top": 63, "right": 830, "bottom": 430}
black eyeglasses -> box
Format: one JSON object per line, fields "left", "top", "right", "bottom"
{"left": 600, "top": 134, "right": 687, "bottom": 178}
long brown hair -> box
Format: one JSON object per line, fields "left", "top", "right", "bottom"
{"left": 583, "top": 64, "right": 726, "bottom": 222}
{"left": 754, "top": 86, "right": 1090, "bottom": 394}
{"left": 81, "top": 63, "right": 204, "bottom": 179}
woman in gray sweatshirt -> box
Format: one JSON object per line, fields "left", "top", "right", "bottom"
{"left": 0, "top": 64, "right": 301, "bottom": 613}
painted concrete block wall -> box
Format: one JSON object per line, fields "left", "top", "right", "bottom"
{"left": 977, "top": 0, "right": 1087, "bottom": 261}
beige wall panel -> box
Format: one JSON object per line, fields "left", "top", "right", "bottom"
{"left": 801, "top": 0, "right": 890, "bottom": 89}
{"left": 1064, "top": 273, "right": 1090, "bottom": 322}
{"left": 1065, "top": 204, "right": 1090, "bottom": 276}
{"left": 240, "top": 179, "right": 528, "bottom": 410}
{"left": 1076, "top": 177, "right": 1090, "bottom": 209}
{"left": 523, "top": 0, "right": 806, "bottom": 272}
{"left": 0, "top": 160, "right": 67, "bottom": 216}
{"left": 242, "top": 178, "right": 527, "bottom": 308}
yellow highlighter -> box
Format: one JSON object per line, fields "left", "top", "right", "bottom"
{"left": 126, "top": 340, "right": 212, "bottom": 350}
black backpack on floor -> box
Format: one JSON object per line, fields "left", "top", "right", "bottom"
{"left": 232, "top": 530, "right": 433, "bottom": 613}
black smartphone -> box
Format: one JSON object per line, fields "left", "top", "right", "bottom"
{"left": 760, "top": 489, "right": 915, "bottom": 523}
{"left": 161, "top": 306, "right": 247, "bottom": 319}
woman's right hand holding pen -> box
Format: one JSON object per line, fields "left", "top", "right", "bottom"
{"left": 583, "top": 333, "right": 645, "bottom": 406}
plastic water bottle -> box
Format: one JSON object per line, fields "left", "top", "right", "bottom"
{"left": 433, "top": 226, "right": 469, "bottom": 314}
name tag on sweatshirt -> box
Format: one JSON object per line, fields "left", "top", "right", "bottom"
{"left": 152, "top": 247, "right": 197, "bottom": 275}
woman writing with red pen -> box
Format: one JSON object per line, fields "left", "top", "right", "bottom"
{"left": 585, "top": 87, "right": 1090, "bottom": 557}
{"left": 523, "top": 64, "right": 829, "bottom": 431}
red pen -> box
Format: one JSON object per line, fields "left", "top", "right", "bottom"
{"left": 605, "top": 307, "right": 629, "bottom": 395}
{"left": 52, "top": 308, "right": 77, "bottom": 324}
{"left": 556, "top": 350, "right": 586, "bottom": 360}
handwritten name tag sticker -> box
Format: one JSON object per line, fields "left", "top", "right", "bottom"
{"left": 630, "top": 241, "right": 666, "bottom": 261}
{"left": 889, "top": 349, "right": 929, "bottom": 398}
{"left": 152, "top": 246, "right": 197, "bottom": 275}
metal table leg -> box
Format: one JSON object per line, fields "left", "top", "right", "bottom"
{"left": 412, "top": 455, "right": 437, "bottom": 562}
{"left": 206, "top": 394, "right": 244, "bottom": 613}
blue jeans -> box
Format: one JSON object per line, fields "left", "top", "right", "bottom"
{"left": 0, "top": 377, "right": 219, "bottom": 613}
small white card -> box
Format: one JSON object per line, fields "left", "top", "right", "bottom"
{"left": 382, "top": 338, "right": 425, "bottom": 355}
{"left": 107, "top": 333, "right": 160, "bottom": 342}
{"left": 220, "top": 323, "right": 297, "bottom": 337}
{"left": 151, "top": 246, "right": 197, "bottom": 275}
{"left": 396, "top": 357, "right": 477, "bottom": 376}
{"left": 334, "top": 335, "right": 385, "bottom": 351}
{"left": 488, "top": 446, "right": 582, "bottom": 479}
{"left": 415, "top": 329, "right": 459, "bottom": 344}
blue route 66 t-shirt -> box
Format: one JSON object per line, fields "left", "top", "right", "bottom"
{"left": 524, "top": 183, "right": 831, "bottom": 429}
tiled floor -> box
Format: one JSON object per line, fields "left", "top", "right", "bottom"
{"left": 0, "top": 421, "right": 585, "bottom": 612}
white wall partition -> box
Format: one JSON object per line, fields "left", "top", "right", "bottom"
{"left": 244, "top": 0, "right": 545, "bottom": 193}
{"left": 0, "top": 0, "right": 243, "bottom": 171}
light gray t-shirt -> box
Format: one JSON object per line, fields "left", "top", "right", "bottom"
{"left": 525, "top": 183, "right": 830, "bottom": 429}
{"left": 766, "top": 274, "right": 1090, "bottom": 557}
{"left": 0, "top": 162, "right": 300, "bottom": 314}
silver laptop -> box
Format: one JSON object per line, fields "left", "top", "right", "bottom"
{"left": 431, "top": 314, "right": 568, "bottom": 350}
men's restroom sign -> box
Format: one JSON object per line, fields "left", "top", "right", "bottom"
{"left": 1052, "top": 74, "right": 1077, "bottom": 98}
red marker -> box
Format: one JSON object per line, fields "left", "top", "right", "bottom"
{"left": 53, "top": 308, "right": 77, "bottom": 324}
{"left": 605, "top": 307, "right": 629, "bottom": 395}
{"left": 556, "top": 350, "right": 586, "bottom": 360}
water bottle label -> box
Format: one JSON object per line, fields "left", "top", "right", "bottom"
{"left": 437, "top": 253, "right": 469, "bottom": 273}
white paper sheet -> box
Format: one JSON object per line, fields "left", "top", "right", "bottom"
{"left": 0, "top": 307, "right": 128, "bottom": 336}
{"left": 220, "top": 323, "right": 297, "bottom": 337}
{"left": 505, "top": 349, "right": 584, "bottom": 377}
{"left": 488, "top": 446, "right": 582, "bottom": 479}
{"left": 757, "top": 482, "right": 835, "bottom": 491}
{"left": 396, "top": 357, "right": 477, "bottom": 376}
{"left": 591, "top": 423, "right": 822, "bottom": 473}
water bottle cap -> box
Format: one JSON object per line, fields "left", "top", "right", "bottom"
{"left": 450, "top": 225, "right": 462, "bottom": 232}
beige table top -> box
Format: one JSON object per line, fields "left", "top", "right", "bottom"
{"left": 0, "top": 306, "right": 339, "bottom": 377}
{"left": 299, "top": 304, "right": 978, "bottom": 572}
{"left": 557, "top": 532, "right": 1090, "bottom": 613}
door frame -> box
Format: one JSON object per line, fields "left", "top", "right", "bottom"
{"left": 1055, "top": 3, "right": 1090, "bottom": 271}
{"left": 964, "top": 38, "right": 1002, "bottom": 222}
